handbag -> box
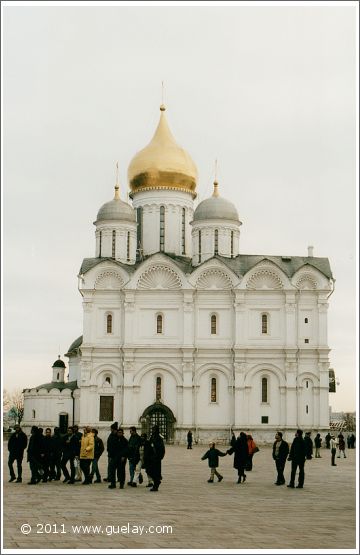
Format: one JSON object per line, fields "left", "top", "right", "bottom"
{"left": 253, "top": 446, "right": 260, "bottom": 453}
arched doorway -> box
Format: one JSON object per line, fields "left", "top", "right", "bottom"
{"left": 140, "top": 401, "right": 176, "bottom": 444}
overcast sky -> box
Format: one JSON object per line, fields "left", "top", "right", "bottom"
{"left": 3, "top": 3, "right": 357, "bottom": 412}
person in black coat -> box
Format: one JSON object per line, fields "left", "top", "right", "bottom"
{"left": 127, "top": 426, "right": 142, "bottom": 486}
{"left": 104, "top": 422, "right": 118, "bottom": 482}
{"left": 90, "top": 428, "right": 104, "bottom": 483}
{"left": 227, "top": 431, "right": 249, "bottom": 484}
{"left": 325, "top": 432, "right": 331, "bottom": 449}
{"left": 108, "top": 428, "right": 129, "bottom": 489}
{"left": 187, "top": 430, "right": 193, "bottom": 449}
{"left": 61, "top": 427, "right": 78, "bottom": 483}
{"left": 201, "top": 442, "right": 227, "bottom": 482}
{"left": 50, "top": 427, "right": 63, "bottom": 480}
{"left": 8, "top": 424, "right": 28, "bottom": 482}
{"left": 272, "top": 431, "right": 289, "bottom": 485}
{"left": 304, "top": 432, "right": 313, "bottom": 460}
{"left": 147, "top": 425, "right": 165, "bottom": 492}
{"left": 27, "top": 426, "right": 43, "bottom": 484}
{"left": 287, "top": 429, "right": 306, "bottom": 488}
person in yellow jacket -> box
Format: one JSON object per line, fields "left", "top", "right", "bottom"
{"left": 79, "top": 427, "right": 94, "bottom": 485}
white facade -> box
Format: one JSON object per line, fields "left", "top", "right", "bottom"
{"left": 23, "top": 105, "right": 334, "bottom": 443}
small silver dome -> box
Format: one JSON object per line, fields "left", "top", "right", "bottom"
{"left": 193, "top": 195, "right": 240, "bottom": 223}
{"left": 96, "top": 198, "right": 136, "bottom": 223}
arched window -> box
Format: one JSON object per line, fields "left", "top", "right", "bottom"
{"left": 99, "top": 231, "right": 102, "bottom": 257}
{"left": 214, "top": 229, "right": 218, "bottom": 255}
{"left": 57, "top": 373, "right": 59, "bottom": 380}
{"left": 211, "top": 314, "right": 217, "bottom": 335}
{"left": 112, "top": 230, "right": 116, "bottom": 258}
{"left": 231, "top": 231, "right": 234, "bottom": 258}
{"left": 305, "top": 317, "right": 308, "bottom": 323}
{"left": 198, "top": 230, "right": 202, "bottom": 263}
{"left": 107, "top": 314, "right": 113, "bottom": 334}
{"left": 156, "top": 314, "right": 163, "bottom": 334}
{"left": 32, "top": 409, "right": 36, "bottom": 419}
{"left": 160, "top": 206, "right": 165, "bottom": 252}
{"left": 105, "top": 376, "right": 111, "bottom": 385}
{"left": 306, "top": 405, "right": 309, "bottom": 414}
{"left": 211, "top": 377, "right": 217, "bottom": 403}
{"left": 127, "top": 232, "right": 130, "bottom": 261}
{"left": 182, "top": 208, "right": 186, "bottom": 255}
{"left": 261, "top": 377, "right": 268, "bottom": 403}
{"left": 156, "top": 376, "right": 162, "bottom": 401}
{"left": 261, "top": 313, "right": 268, "bottom": 334}
{"left": 306, "top": 380, "right": 309, "bottom": 388}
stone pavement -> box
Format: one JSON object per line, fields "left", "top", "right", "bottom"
{"left": 2, "top": 443, "right": 357, "bottom": 551}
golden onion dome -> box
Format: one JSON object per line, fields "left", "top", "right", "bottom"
{"left": 128, "top": 105, "right": 198, "bottom": 198}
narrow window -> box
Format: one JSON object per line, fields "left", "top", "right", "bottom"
{"left": 305, "top": 338, "right": 309, "bottom": 344}
{"left": 306, "top": 380, "right": 309, "bottom": 388}
{"left": 156, "top": 314, "right": 163, "bottom": 334}
{"left": 211, "top": 314, "right": 217, "bottom": 335}
{"left": 262, "top": 314, "right": 268, "bottom": 334}
{"left": 99, "top": 231, "right": 102, "bottom": 257}
{"left": 160, "top": 206, "right": 165, "bottom": 252}
{"left": 99, "top": 396, "right": 114, "bottom": 421}
{"left": 261, "top": 377, "right": 268, "bottom": 403}
{"left": 305, "top": 318, "right": 308, "bottom": 323}
{"left": 32, "top": 410, "right": 36, "bottom": 419}
{"left": 182, "top": 208, "right": 186, "bottom": 255}
{"left": 156, "top": 377, "right": 162, "bottom": 401}
{"left": 261, "top": 416, "right": 269, "bottom": 424}
{"left": 127, "top": 232, "right": 130, "bottom": 261}
{"left": 231, "top": 231, "right": 234, "bottom": 258}
{"left": 211, "top": 377, "right": 217, "bottom": 403}
{"left": 198, "top": 230, "right": 202, "bottom": 263}
{"left": 214, "top": 229, "right": 218, "bottom": 255}
{"left": 107, "top": 314, "right": 112, "bottom": 334}
{"left": 306, "top": 405, "right": 309, "bottom": 414}
{"left": 112, "top": 230, "right": 116, "bottom": 258}
{"left": 136, "top": 207, "right": 143, "bottom": 255}
{"left": 57, "top": 373, "right": 59, "bottom": 380}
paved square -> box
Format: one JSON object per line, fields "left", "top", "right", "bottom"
{"left": 2, "top": 443, "right": 357, "bottom": 550}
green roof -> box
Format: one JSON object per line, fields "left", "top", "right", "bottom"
{"left": 29, "top": 380, "right": 79, "bottom": 392}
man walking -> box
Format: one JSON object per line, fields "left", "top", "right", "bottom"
{"left": 8, "top": 424, "right": 28, "bottom": 483}
{"left": 287, "top": 429, "right": 306, "bottom": 489}
{"left": 272, "top": 431, "right": 289, "bottom": 485}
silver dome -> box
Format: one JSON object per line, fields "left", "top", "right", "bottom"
{"left": 96, "top": 198, "right": 136, "bottom": 223}
{"left": 193, "top": 196, "right": 240, "bottom": 223}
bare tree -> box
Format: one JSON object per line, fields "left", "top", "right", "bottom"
{"left": 6, "top": 389, "right": 24, "bottom": 426}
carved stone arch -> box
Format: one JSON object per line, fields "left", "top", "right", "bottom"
{"left": 95, "top": 271, "right": 124, "bottom": 290}
{"left": 134, "top": 362, "right": 182, "bottom": 387}
{"left": 91, "top": 365, "right": 122, "bottom": 387}
{"left": 298, "top": 371, "right": 319, "bottom": 386}
{"left": 196, "top": 268, "right": 233, "bottom": 290}
{"left": 246, "top": 269, "right": 283, "bottom": 290}
{"left": 244, "top": 364, "right": 285, "bottom": 388}
{"left": 137, "top": 265, "right": 182, "bottom": 290}
{"left": 194, "top": 363, "right": 233, "bottom": 387}
{"left": 295, "top": 273, "right": 318, "bottom": 290}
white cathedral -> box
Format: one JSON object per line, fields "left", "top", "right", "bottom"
{"left": 23, "top": 104, "right": 335, "bottom": 443}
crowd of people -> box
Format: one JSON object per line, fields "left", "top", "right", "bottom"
{"left": 7, "top": 424, "right": 354, "bottom": 491}
{"left": 7, "top": 423, "right": 165, "bottom": 492}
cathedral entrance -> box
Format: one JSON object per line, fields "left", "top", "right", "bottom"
{"left": 140, "top": 401, "right": 176, "bottom": 444}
